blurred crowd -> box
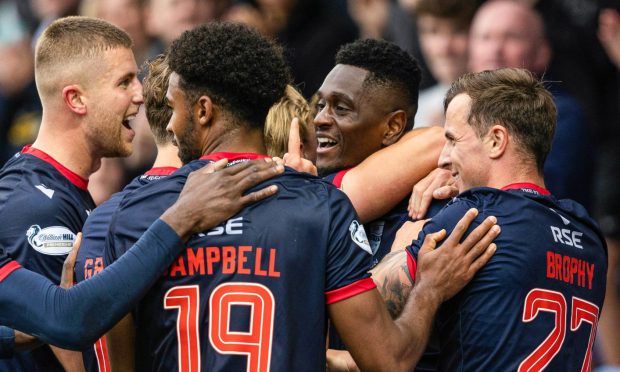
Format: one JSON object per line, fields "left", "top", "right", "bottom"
{"left": 0, "top": 0, "right": 619, "bottom": 367}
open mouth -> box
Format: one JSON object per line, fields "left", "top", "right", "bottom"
{"left": 317, "top": 137, "right": 337, "bottom": 150}
{"left": 122, "top": 115, "right": 136, "bottom": 130}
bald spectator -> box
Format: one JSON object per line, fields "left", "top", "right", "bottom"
{"left": 469, "top": 0, "right": 596, "bottom": 210}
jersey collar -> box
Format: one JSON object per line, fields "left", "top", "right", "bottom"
{"left": 199, "top": 152, "right": 270, "bottom": 162}
{"left": 144, "top": 167, "right": 178, "bottom": 176}
{"left": 22, "top": 145, "right": 89, "bottom": 190}
{"left": 501, "top": 182, "right": 550, "bottom": 196}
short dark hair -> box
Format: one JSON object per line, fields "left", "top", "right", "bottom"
{"left": 335, "top": 38, "right": 421, "bottom": 130}
{"left": 142, "top": 54, "right": 173, "bottom": 145}
{"left": 445, "top": 68, "right": 557, "bottom": 172}
{"left": 168, "top": 22, "right": 290, "bottom": 127}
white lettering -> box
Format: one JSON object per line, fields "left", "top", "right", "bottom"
{"left": 550, "top": 226, "right": 583, "bottom": 249}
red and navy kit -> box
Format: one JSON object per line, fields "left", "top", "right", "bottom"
{"left": 0, "top": 219, "right": 187, "bottom": 350}
{"left": 324, "top": 168, "right": 410, "bottom": 266}
{"left": 105, "top": 153, "right": 375, "bottom": 371}
{"left": 75, "top": 167, "right": 177, "bottom": 372}
{"left": 407, "top": 184, "right": 607, "bottom": 371}
{"left": 0, "top": 146, "right": 95, "bottom": 370}
{"left": 324, "top": 169, "right": 446, "bottom": 370}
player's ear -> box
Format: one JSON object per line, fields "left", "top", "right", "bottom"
{"left": 486, "top": 124, "right": 508, "bottom": 159}
{"left": 382, "top": 110, "right": 407, "bottom": 146}
{"left": 196, "top": 95, "right": 214, "bottom": 127}
{"left": 62, "top": 85, "right": 87, "bottom": 115}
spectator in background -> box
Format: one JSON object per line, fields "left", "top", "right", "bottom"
{"left": 80, "top": 0, "right": 151, "bottom": 68}
{"left": 468, "top": 0, "right": 596, "bottom": 210}
{"left": 144, "top": 0, "right": 229, "bottom": 56}
{"left": 225, "top": 0, "right": 357, "bottom": 97}
{"left": 412, "top": 0, "right": 476, "bottom": 128}
{"left": 346, "top": 0, "right": 436, "bottom": 89}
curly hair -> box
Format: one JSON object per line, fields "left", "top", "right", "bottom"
{"left": 168, "top": 22, "right": 290, "bottom": 127}
{"left": 335, "top": 38, "right": 421, "bottom": 130}
{"left": 142, "top": 54, "right": 173, "bottom": 145}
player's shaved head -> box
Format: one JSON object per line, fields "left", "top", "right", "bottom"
{"left": 35, "top": 16, "right": 133, "bottom": 102}
{"left": 335, "top": 38, "right": 421, "bottom": 131}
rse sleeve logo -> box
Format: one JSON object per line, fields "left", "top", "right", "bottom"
{"left": 26, "top": 225, "right": 75, "bottom": 255}
{"left": 349, "top": 220, "right": 372, "bottom": 255}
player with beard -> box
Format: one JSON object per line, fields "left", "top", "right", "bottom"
{"left": 0, "top": 16, "right": 143, "bottom": 371}
{"left": 0, "top": 155, "right": 285, "bottom": 355}
{"left": 103, "top": 22, "right": 499, "bottom": 371}
{"left": 73, "top": 53, "right": 182, "bottom": 372}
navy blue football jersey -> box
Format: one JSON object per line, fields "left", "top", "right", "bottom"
{"left": 325, "top": 168, "right": 410, "bottom": 267}
{"left": 0, "top": 146, "right": 95, "bottom": 371}
{"left": 407, "top": 183, "right": 607, "bottom": 371}
{"left": 325, "top": 169, "right": 447, "bottom": 371}
{"left": 105, "top": 153, "right": 375, "bottom": 371}
{"left": 75, "top": 167, "right": 177, "bottom": 372}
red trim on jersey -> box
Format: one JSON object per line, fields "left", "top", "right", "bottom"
{"left": 331, "top": 168, "right": 352, "bottom": 189}
{"left": 199, "top": 152, "right": 270, "bottom": 162}
{"left": 22, "top": 145, "right": 89, "bottom": 190}
{"left": 501, "top": 183, "right": 550, "bottom": 195}
{"left": 144, "top": 167, "right": 178, "bottom": 176}
{"left": 94, "top": 336, "right": 111, "bottom": 372}
{"left": 325, "top": 277, "right": 376, "bottom": 305}
{"left": 406, "top": 250, "right": 417, "bottom": 282}
{"left": 0, "top": 261, "right": 21, "bottom": 282}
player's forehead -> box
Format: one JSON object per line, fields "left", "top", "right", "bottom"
{"left": 317, "top": 64, "right": 369, "bottom": 101}
{"left": 444, "top": 94, "right": 472, "bottom": 134}
{"left": 98, "top": 47, "right": 138, "bottom": 81}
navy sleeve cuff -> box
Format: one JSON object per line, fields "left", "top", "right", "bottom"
{"left": 0, "top": 326, "right": 15, "bottom": 359}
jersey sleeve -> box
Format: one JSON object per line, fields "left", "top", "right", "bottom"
{"left": 104, "top": 182, "right": 178, "bottom": 267}
{"left": 103, "top": 193, "right": 152, "bottom": 267}
{"left": 0, "top": 219, "right": 183, "bottom": 350}
{"left": 323, "top": 169, "right": 352, "bottom": 189}
{"left": 0, "top": 187, "right": 85, "bottom": 284}
{"left": 75, "top": 200, "right": 119, "bottom": 282}
{"left": 0, "top": 326, "right": 14, "bottom": 359}
{"left": 324, "top": 187, "right": 375, "bottom": 304}
{"left": 405, "top": 197, "right": 482, "bottom": 281}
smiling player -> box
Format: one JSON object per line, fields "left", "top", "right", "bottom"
{"left": 0, "top": 16, "right": 143, "bottom": 371}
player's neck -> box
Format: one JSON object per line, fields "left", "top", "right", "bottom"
{"left": 32, "top": 116, "right": 100, "bottom": 180}
{"left": 152, "top": 143, "right": 182, "bottom": 169}
{"left": 201, "top": 126, "right": 267, "bottom": 156}
{"left": 487, "top": 158, "right": 546, "bottom": 190}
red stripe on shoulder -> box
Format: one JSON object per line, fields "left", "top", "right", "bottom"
{"left": 22, "top": 146, "right": 89, "bottom": 190}
{"left": 0, "top": 261, "right": 22, "bottom": 283}
{"left": 406, "top": 250, "right": 417, "bottom": 282}
{"left": 325, "top": 277, "right": 376, "bottom": 305}
{"left": 144, "top": 167, "right": 178, "bottom": 176}
{"left": 331, "top": 168, "right": 352, "bottom": 189}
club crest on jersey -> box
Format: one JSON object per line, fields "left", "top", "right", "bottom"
{"left": 26, "top": 225, "right": 75, "bottom": 255}
{"left": 349, "top": 220, "right": 372, "bottom": 255}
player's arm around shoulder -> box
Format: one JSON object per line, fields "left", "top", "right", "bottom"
{"left": 328, "top": 207, "right": 500, "bottom": 370}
